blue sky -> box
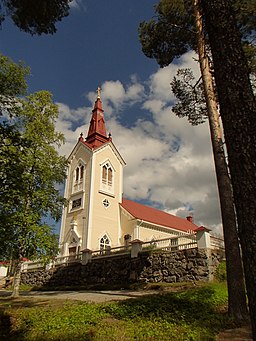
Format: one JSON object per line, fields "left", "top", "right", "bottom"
{"left": 0, "top": 0, "right": 222, "bottom": 233}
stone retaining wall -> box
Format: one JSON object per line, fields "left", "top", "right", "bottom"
{"left": 21, "top": 248, "right": 225, "bottom": 288}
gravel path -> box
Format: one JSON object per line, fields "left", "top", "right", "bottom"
{"left": 0, "top": 289, "right": 156, "bottom": 303}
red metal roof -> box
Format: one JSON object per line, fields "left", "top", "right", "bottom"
{"left": 120, "top": 198, "right": 198, "bottom": 233}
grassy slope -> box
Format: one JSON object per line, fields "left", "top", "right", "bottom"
{"left": 0, "top": 282, "right": 240, "bottom": 341}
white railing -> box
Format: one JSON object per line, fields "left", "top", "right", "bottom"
{"left": 53, "top": 253, "right": 83, "bottom": 266}
{"left": 141, "top": 233, "right": 197, "bottom": 252}
{"left": 91, "top": 245, "right": 131, "bottom": 258}
{"left": 22, "top": 261, "right": 45, "bottom": 272}
{"left": 21, "top": 231, "right": 225, "bottom": 271}
{"left": 210, "top": 235, "right": 225, "bottom": 249}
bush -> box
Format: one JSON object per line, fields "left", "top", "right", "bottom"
{"left": 215, "top": 261, "right": 227, "bottom": 282}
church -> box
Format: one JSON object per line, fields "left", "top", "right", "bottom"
{"left": 58, "top": 90, "right": 199, "bottom": 257}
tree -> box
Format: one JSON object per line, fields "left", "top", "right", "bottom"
{"left": 0, "top": 0, "right": 71, "bottom": 35}
{"left": 139, "top": 0, "right": 248, "bottom": 320}
{"left": 0, "top": 53, "right": 29, "bottom": 272}
{"left": 171, "top": 69, "right": 208, "bottom": 125}
{"left": 0, "top": 90, "right": 67, "bottom": 297}
{"left": 0, "top": 53, "right": 30, "bottom": 116}
{"left": 201, "top": 0, "right": 256, "bottom": 337}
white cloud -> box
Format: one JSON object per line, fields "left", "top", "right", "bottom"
{"left": 69, "top": 0, "right": 87, "bottom": 11}
{"left": 55, "top": 52, "right": 222, "bottom": 233}
{"left": 147, "top": 51, "right": 200, "bottom": 103}
{"left": 86, "top": 78, "right": 145, "bottom": 117}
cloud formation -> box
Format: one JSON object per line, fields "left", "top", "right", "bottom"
{"left": 56, "top": 51, "right": 222, "bottom": 234}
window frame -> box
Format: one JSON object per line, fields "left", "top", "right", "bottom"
{"left": 99, "top": 233, "right": 111, "bottom": 254}
{"left": 72, "top": 161, "right": 86, "bottom": 193}
{"left": 100, "top": 161, "right": 114, "bottom": 195}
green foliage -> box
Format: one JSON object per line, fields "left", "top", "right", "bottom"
{"left": 1, "top": 283, "right": 232, "bottom": 340}
{"left": 214, "top": 261, "right": 227, "bottom": 282}
{"left": 139, "top": 0, "right": 255, "bottom": 75}
{"left": 0, "top": 0, "right": 71, "bottom": 35}
{"left": 0, "top": 53, "right": 30, "bottom": 116}
{"left": 0, "top": 90, "right": 67, "bottom": 262}
{"left": 139, "top": 0, "right": 197, "bottom": 67}
{"left": 0, "top": 54, "right": 29, "bottom": 97}
{"left": 171, "top": 68, "right": 209, "bottom": 125}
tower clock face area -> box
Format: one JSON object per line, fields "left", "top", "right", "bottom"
{"left": 72, "top": 198, "right": 82, "bottom": 209}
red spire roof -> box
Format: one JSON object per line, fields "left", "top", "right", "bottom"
{"left": 120, "top": 198, "right": 198, "bottom": 233}
{"left": 84, "top": 89, "right": 111, "bottom": 149}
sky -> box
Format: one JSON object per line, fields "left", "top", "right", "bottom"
{"left": 0, "top": 0, "right": 222, "bottom": 234}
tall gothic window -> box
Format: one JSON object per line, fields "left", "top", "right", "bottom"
{"left": 75, "top": 167, "right": 79, "bottom": 181}
{"left": 73, "top": 163, "right": 85, "bottom": 193}
{"left": 80, "top": 165, "right": 84, "bottom": 179}
{"left": 101, "top": 162, "right": 113, "bottom": 194}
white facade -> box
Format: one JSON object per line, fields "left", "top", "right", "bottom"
{"left": 59, "top": 96, "right": 198, "bottom": 257}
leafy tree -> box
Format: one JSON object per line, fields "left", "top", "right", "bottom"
{"left": 0, "top": 90, "right": 67, "bottom": 297}
{"left": 0, "top": 54, "right": 30, "bottom": 116}
{"left": 201, "top": 0, "right": 256, "bottom": 336}
{"left": 139, "top": 0, "right": 249, "bottom": 321}
{"left": 0, "top": 0, "right": 71, "bottom": 35}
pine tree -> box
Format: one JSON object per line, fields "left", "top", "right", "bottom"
{"left": 139, "top": 0, "right": 250, "bottom": 320}
{"left": 0, "top": 0, "right": 71, "bottom": 35}
{"left": 201, "top": 0, "right": 256, "bottom": 336}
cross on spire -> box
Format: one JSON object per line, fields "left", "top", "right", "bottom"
{"left": 97, "top": 86, "right": 101, "bottom": 99}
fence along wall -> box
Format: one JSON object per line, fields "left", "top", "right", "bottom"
{"left": 22, "top": 230, "right": 225, "bottom": 273}
{"left": 21, "top": 247, "right": 225, "bottom": 288}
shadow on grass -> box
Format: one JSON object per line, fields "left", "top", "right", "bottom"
{"left": 0, "top": 284, "right": 231, "bottom": 341}
{"left": 0, "top": 311, "right": 98, "bottom": 341}
{"left": 104, "top": 284, "right": 230, "bottom": 332}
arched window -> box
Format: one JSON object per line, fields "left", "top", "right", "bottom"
{"left": 73, "top": 163, "right": 85, "bottom": 193}
{"left": 80, "top": 165, "right": 84, "bottom": 179}
{"left": 101, "top": 162, "right": 114, "bottom": 193}
{"left": 102, "top": 165, "right": 107, "bottom": 184}
{"left": 100, "top": 234, "right": 111, "bottom": 253}
{"left": 75, "top": 167, "right": 79, "bottom": 181}
{"left": 108, "top": 168, "right": 112, "bottom": 185}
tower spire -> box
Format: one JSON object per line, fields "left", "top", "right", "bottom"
{"left": 85, "top": 87, "right": 109, "bottom": 148}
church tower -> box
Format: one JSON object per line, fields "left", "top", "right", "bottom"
{"left": 59, "top": 89, "right": 126, "bottom": 257}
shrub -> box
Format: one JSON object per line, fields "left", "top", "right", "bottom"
{"left": 215, "top": 261, "right": 227, "bottom": 282}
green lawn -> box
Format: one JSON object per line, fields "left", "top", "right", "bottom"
{"left": 0, "top": 282, "right": 238, "bottom": 341}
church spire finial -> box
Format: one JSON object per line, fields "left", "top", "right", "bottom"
{"left": 97, "top": 86, "right": 101, "bottom": 100}
{"left": 85, "top": 89, "right": 109, "bottom": 148}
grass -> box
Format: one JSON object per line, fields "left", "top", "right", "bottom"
{"left": 0, "top": 282, "right": 239, "bottom": 341}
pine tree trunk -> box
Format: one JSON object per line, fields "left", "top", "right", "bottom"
{"left": 11, "top": 260, "right": 21, "bottom": 298}
{"left": 201, "top": 0, "right": 256, "bottom": 337}
{"left": 193, "top": 0, "right": 248, "bottom": 321}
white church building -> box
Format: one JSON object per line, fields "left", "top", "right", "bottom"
{"left": 58, "top": 92, "right": 199, "bottom": 258}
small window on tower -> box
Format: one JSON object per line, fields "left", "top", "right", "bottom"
{"left": 73, "top": 163, "right": 85, "bottom": 193}
{"left": 108, "top": 168, "right": 112, "bottom": 185}
{"left": 72, "top": 198, "right": 82, "bottom": 209}
{"left": 101, "top": 162, "right": 114, "bottom": 194}
{"left": 75, "top": 167, "right": 79, "bottom": 181}
{"left": 102, "top": 165, "right": 107, "bottom": 184}
{"left": 80, "top": 165, "right": 84, "bottom": 179}
{"left": 103, "top": 199, "right": 110, "bottom": 208}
